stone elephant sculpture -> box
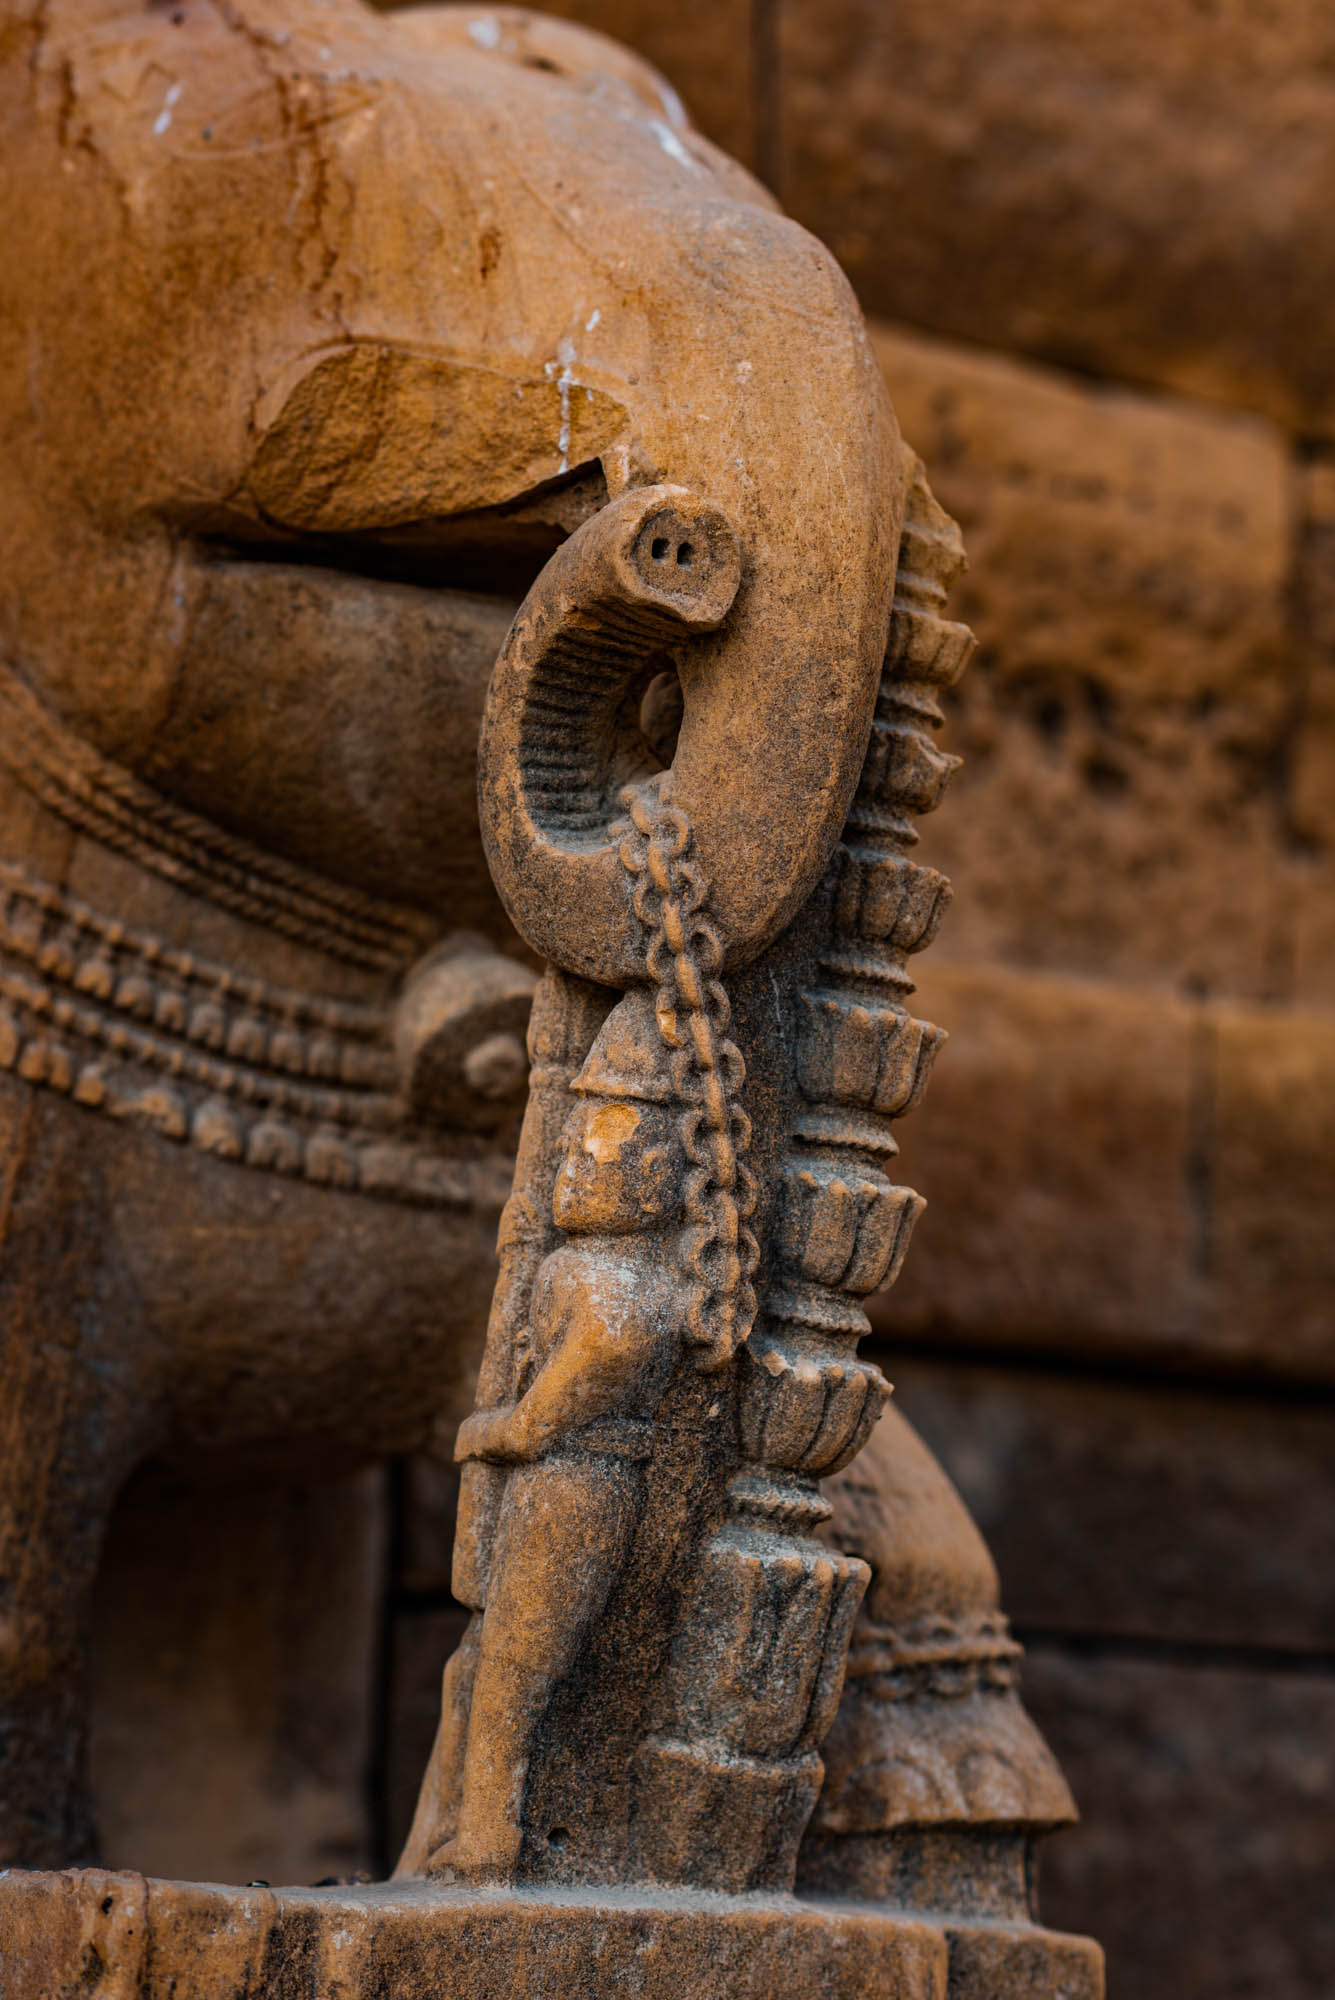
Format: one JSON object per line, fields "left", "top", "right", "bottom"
{"left": 0, "top": 0, "right": 1072, "bottom": 1925}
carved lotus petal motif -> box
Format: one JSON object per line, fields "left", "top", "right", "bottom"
{"left": 247, "top": 1119, "right": 304, "bottom": 1174}
{"left": 842, "top": 1182, "right": 924, "bottom": 1295}
{"left": 776, "top": 1159, "right": 925, "bottom": 1297}
{"left": 886, "top": 606, "right": 975, "bottom": 687}
{"left": 36, "top": 931, "right": 78, "bottom": 983}
{"left": 815, "top": 1371, "right": 893, "bottom": 1476}
{"left": 19, "top": 1036, "right": 73, "bottom": 1093}
{"left": 192, "top": 1098, "right": 243, "bottom": 1158}
{"left": 831, "top": 849, "right": 952, "bottom": 955}
{"left": 72, "top": 952, "right": 115, "bottom": 1001}
{"left": 305, "top": 1132, "right": 358, "bottom": 1188}
{"left": 740, "top": 1338, "right": 891, "bottom": 1473}
{"left": 129, "top": 1084, "right": 188, "bottom": 1141}
{"left": 802, "top": 1369, "right": 873, "bottom": 1474}
{"left": 856, "top": 722, "right": 962, "bottom": 818}
{"left": 776, "top": 1168, "right": 863, "bottom": 1286}
{"left": 795, "top": 994, "right": 945, "bottom": 1118}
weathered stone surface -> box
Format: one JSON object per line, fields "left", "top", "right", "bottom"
{"left": 0, "top": 0, "right": 924, "bottom": 1899}
{"left": 877, "top": 962, "right": 1335, "bottom": 1378}
{"left": 778, "top": 0, "right": 1335, "bottom": 433}
{"left": 885, "top": 1358, "right": 1335, "bottom": 1655}
{"left": 1291, "top": 457, "right": 1335, "bottom": 1006}
{"left": 0, "top": 1870, "right": 961, "bottom": 2000}
{"left": 0, "top": 5, "right": 1096, "bottom": 1992}
{"left": 89, "top": 1467, "right": 384, "bottom": 1888}
{"left": 870, "top": 322, "right": 1299, "bottom": 1001}
{"left": 1021, "top": 1647, "right": 1335, "bottom": 2000}
{"left": 857, "top": 329, "right": 1335, "bottom": 1374}
{"left": 396, "top": 457, "right": 968, "bottom": 1900}
{"left": 874, "top": 962, "right": 1198, "bottom": 1359}
{"left": 813, "top": 1404, "right": 1075, "bottom": 1849}
{"left": 1210, "top": 1001, "right": 1335, "bottom": 1365}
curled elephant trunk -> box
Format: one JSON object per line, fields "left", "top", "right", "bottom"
{"left": 477, "top": 466, "right": 900, "bottom": 964}
{"left": 478, "top": 482, "right": 743, "bottom": 985}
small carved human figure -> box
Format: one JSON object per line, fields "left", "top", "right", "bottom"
{"left": 434, "top": 992, "right": 688, "bottom": 1878}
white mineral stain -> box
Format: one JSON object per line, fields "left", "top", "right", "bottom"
{"left": 152, "top": 81, "right": 182, "bottom": 137}
{"left": 553, "top": 335, "right": 577, "bottom": 471}
{"left": 468, "top": 16, "right": 502, "bottom": 48}
{"left": 648, "top": 120, "right": 697, "bottom": 172}
{"left": 585, "top": 308, "right": 601, "bottom": 331}
{"left": 606, "top": 440, "right": 632, "bottom": 493}
{"left": 657, "top": 82, "right": 688, "bottom": 129}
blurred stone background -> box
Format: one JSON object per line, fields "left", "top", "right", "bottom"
{"left": 89, "top": 6, "right": 1335, "bottom": 1996}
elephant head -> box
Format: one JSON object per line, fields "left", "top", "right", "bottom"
{"left": 1, "top": 0, "right": 904, "bottom": 969}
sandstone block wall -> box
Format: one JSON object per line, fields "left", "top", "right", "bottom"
{"left": 87, "top": 9, "right": 1334, "bottom": 1997}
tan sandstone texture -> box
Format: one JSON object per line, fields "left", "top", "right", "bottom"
{"left": 868, "top": 323, "right": 1295, "bottom": 1002}
{"left": 0, "top": 1, "right": 1098, "bottom": 1995}
{"left": 777, "top": 0, "right": 1335, "bottom": 433}
{"left": 877, "top": 963, "right": 1335, "bottom": 1380}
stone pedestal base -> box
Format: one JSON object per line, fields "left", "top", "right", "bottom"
{"left": 0, "top": 1868, "right": 1102, "bottom": 1999}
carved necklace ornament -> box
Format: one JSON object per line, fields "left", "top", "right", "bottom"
{"left": 0, "top": 663, "right": 436, "bottom": 973}
{"left": 844, "top": 1608, "right": 1022, "bottom": 1700}
{"left": 0, "top": 859, "right": 515, "bottom": 1209}
{"left": 0, "top": 663, "right": 528, "bottom": 1208}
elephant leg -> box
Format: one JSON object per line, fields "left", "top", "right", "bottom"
{"left": 0, "top": 1091, "right": 150, "bottom": 1867}
{"left": 394, "top": 1613, "right": 482, "bottom": 1879}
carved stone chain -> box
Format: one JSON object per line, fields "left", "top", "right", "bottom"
{"left": 616, "top": 782, "right": 759, "bottom": 1372}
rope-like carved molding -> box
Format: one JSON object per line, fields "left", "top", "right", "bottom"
{"left": 0, "top": 663, "right": 436, "bottom": 972}
{"left": 844, "top": 1611, "right": 1022, "bottom": 1703}
{"left": 0, "top": 864, "right": 508, "bottom": 1213}
{"left": 0, "top": 861, "right": 392, "bottom": 1085}
{"left": 616, "top": 782, "right": 760, "bottom": 1373}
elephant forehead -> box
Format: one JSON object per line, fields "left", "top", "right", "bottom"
{"left": 7, "top": 0, "right": 868, "bottom": 537}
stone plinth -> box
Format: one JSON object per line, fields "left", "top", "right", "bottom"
{"left": 0, "top": 1868, "right": 1101, "bottom": 2000}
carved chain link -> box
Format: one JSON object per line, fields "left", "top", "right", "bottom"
{"left": 616, "top": 782, "right": 759, "bottom": 1373}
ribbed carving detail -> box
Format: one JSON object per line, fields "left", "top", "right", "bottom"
{"left": 743, "top": 452, "right": 974, "bottom": 1525}
{"left": 641, "top": 457, "right": 975, "bottom": 1897}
